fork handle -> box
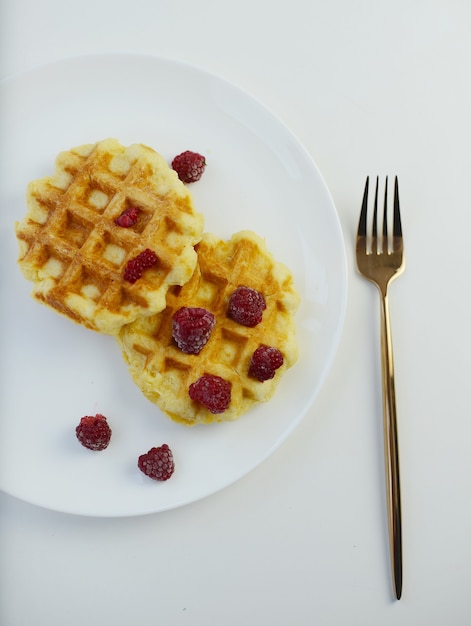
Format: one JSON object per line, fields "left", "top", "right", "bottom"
{"left": 379, "top": 290, "right": 403, "bottom": 600}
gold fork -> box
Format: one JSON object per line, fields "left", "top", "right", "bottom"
{"left": 355, "top": 176, "right": 405, "bottom": 600}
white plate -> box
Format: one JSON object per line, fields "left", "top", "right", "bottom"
{"left": 0, "top": 55, "right": 347, "bottom": 517}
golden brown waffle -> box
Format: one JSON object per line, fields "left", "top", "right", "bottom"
{"left": 118, "top": 230, "right": 300, "bottom": 425}
{"left": 15, "top": 139, "right": 204, "bottom": 334}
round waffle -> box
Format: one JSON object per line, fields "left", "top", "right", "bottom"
{"left": 118, "top": 230, "right": 300, "bottom": 425}
{"left": 15, "top": 139, "right": 204, "bottom": 334}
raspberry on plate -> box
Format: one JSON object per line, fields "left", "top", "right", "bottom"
{"left": 171, "top": 150, "right": 206, "bottom": 183}
{"left": 138, "top": 444, "right": 175, "bottom": 481}
{"left": 189, "top": 373, "right": 231, "bottom": 414}
{"left": 227, "top": 285, "right": 266, "bottom": 327}
{"left": 249, "top": 345, "right": 284, "bottom": 381}
{"left": 75, "top": 414, "right": 112, "bottom": 451}
{"left": 172, "top": 306, "right": 216, "bottom": 354}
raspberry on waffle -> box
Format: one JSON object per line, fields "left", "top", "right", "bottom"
{"left": 15, "top": 139, "right": 204, "bottom": 334}
{"left": 117, "top": 230, "right": 300, "bottom": 425}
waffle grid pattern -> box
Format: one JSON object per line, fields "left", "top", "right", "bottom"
{"left": 118, "top": 231, "right": 300, "bottom": 425}
{"left": 16, "top": 140, "right": 204, "bottom": 333}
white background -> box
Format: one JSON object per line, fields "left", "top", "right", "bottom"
{"left": 1, "top": 1, "right": 470, "bottom": 624}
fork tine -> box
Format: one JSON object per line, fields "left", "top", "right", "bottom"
{"left": 393, "top": 177, "right": 402, "bottom": 238}
{"left": 372, "top": 176, "right": 379, "bottom": 254}
{"left": 358, "top": 176, "right": 369, "bottom": 238}
{"left": 382, "top": 176, "right": 389, "bottom": 247}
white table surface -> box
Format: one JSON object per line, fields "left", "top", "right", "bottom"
{"left": 1, "top": 1, "right": 470, "bottom": 624}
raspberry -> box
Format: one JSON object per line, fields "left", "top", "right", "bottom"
{"left": 249, "top": 345, "right": 284, "bottom": 381}
{"left": 171, "top": 150, "right": 206, "bottom": 183}
{"left": 227, "top": 286, "right": 266, "bottom": 327}
{"left": 115, "top": 206, "right": 140, "bottom": 227}
{"left": 138, "top": 444, "right": 175, "bottom": 481}
{"left": 172, "top": 307, "right": 216, "bottom": 354}
{"left": 124, "top": 248, "right": 158, "bottom": 283}
{"left": 189, "top": 374, "right": 231, "bottom": 414}
{"left": 75, "top": 414, "right": 112, "bottom": 451}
